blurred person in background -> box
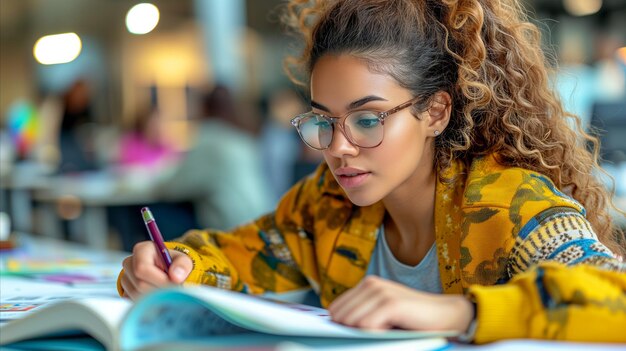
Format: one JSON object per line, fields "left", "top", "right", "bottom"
{"left": 116, "top": 107, "right": 177, "bottom": 171}
{"left": 260, "top": 87, "right": 306, "bottom": 204}
{"left": 157, "top": 84, "right": 273, "bottom": 230}
{"left": 56, "top": 79, "right": 99, "bottom": 173}
{"left": 108, "top": 107, "right": 182, "bottom": 252}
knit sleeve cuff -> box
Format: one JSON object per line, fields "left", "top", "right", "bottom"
{"left": 468, "top": 284, "right": 530, "bottom": 344}
{"left": 165, "top": 241, "right": 240, "bottom": 290}
{"left": 116, "top": 241, "right": 240, "bottom": 297}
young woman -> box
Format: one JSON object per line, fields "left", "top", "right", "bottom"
{"left": 118, "top": 0, "right": 626, "bottom": 343}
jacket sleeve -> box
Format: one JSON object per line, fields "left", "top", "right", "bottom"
{"left": 117, "top": 165, "right": 328, "bottom": 296}
{"left": 469, "top": 207, "right": 626, "bottom": 343}
{"left": 468, "top": 262, "right": 626, "bottom": 343}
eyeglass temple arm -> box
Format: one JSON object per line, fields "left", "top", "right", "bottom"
{"left": 380, "top": 96, "right": 420, "bottom": 119}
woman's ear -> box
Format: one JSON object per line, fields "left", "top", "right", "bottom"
{"left": 427, "top": 91, "right": 451, "bottom": 136}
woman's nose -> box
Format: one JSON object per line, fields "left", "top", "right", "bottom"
{"left": 326, "top": 126, "right": 359, "bottom": 158}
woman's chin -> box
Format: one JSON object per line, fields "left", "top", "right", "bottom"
{"left": 344, "top": 191, "right": 381, "bottom": 207}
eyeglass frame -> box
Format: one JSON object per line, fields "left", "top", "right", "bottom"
{"left": 290, "top": 96, "right": 421, "bottom": 150}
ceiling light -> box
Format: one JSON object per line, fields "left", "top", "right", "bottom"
{"left": 33, "top": 33, "right": 82, "bottom": 65}
{"left": 563, "top": 0, "right": 602, "bottom": 16}
{"left": 126, "top": 3, "right": 160, "bottom": 35}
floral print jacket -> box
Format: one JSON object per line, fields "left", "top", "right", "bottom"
{"left": 118, "top": 154, "right": 626, "bottom": 343}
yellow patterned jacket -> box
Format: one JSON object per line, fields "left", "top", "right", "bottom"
{"left": 118, "top": 155, "right": 626, "bottom": 343}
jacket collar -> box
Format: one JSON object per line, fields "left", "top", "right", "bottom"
{"left": 317, "top": 159, "right": 466, "bottom": 306}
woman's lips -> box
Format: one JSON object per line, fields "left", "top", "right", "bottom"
{"left": 335, "top": 168, "right": 371, "bottom": 189}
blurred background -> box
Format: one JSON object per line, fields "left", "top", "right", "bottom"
{"left": 0, "top": 0, "right": 624, "bottom": 251}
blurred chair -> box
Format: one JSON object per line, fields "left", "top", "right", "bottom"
{"left": 590, "top": 100, "right": 626, "bottom": 200}
{"left": 590, "top": 101, "right": 626, "bottom": 165}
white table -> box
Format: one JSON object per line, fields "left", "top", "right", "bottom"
{"left": 31, "top": 170, "right": 198, "bottom": 250}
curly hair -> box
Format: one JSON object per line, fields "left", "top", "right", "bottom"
{"left": 282, "top": 0, "right": 624, "bottom": 255}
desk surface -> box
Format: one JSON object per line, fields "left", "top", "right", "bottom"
{"left": 1, "top": 234, "right": 624, "bottom": 351}
{"left": 2, "top": 232, "right": 128, "bottom": 260}
{"left": 0, "top": 233, "right": 125, "bottom": 323}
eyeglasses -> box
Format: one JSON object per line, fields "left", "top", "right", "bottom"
{"left": 290, "top": 97, "right": 420, "bottom": 150}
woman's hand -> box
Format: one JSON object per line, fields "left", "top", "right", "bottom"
{"left": 328, "top": 275, "right": 474, "bottom": 333}
{"left": 120, "top": 241, "right": 193, "bottom": 300}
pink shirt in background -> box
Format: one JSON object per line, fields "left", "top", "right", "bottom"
{"left": 118, "top": 133, "right": 176, "bottom": 168}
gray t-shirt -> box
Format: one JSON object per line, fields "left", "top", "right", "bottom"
{"left": 365, "top": 226, "right": 443, "bottom": 293}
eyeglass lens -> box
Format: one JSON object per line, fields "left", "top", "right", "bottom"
{"left": 298, "top": 111, "right": 383, "bottom": 149}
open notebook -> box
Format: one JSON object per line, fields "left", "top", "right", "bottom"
{"left": 0, "top": 285, "right": 456, "bottom": 351}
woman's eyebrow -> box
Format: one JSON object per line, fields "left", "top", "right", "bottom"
{"left": 310, "top": 95, "right": 388, "bottom": 112}
{"left": 310, "top": 100, "right": 330, "bottom": 112}
{"left": 347, "top": 95, "right": 387, "bottom": 109}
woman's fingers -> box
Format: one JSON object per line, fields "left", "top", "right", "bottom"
{"left": 167, "top": 250, "right": 193, "bottom": 283}
{"left": 329, "top": 276, "right": 385, "bottom": 325}
{"left": 348, "top": 294, "right": 400, "bottom": 330}
{"left": 120, "top": 241, "right": 177, "bottom": 300}
{"left": 131, "top": 241, "right": 170, "bottom": 286}
{"left": 330, "top": 275, "right": 474, "bottom": 333}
